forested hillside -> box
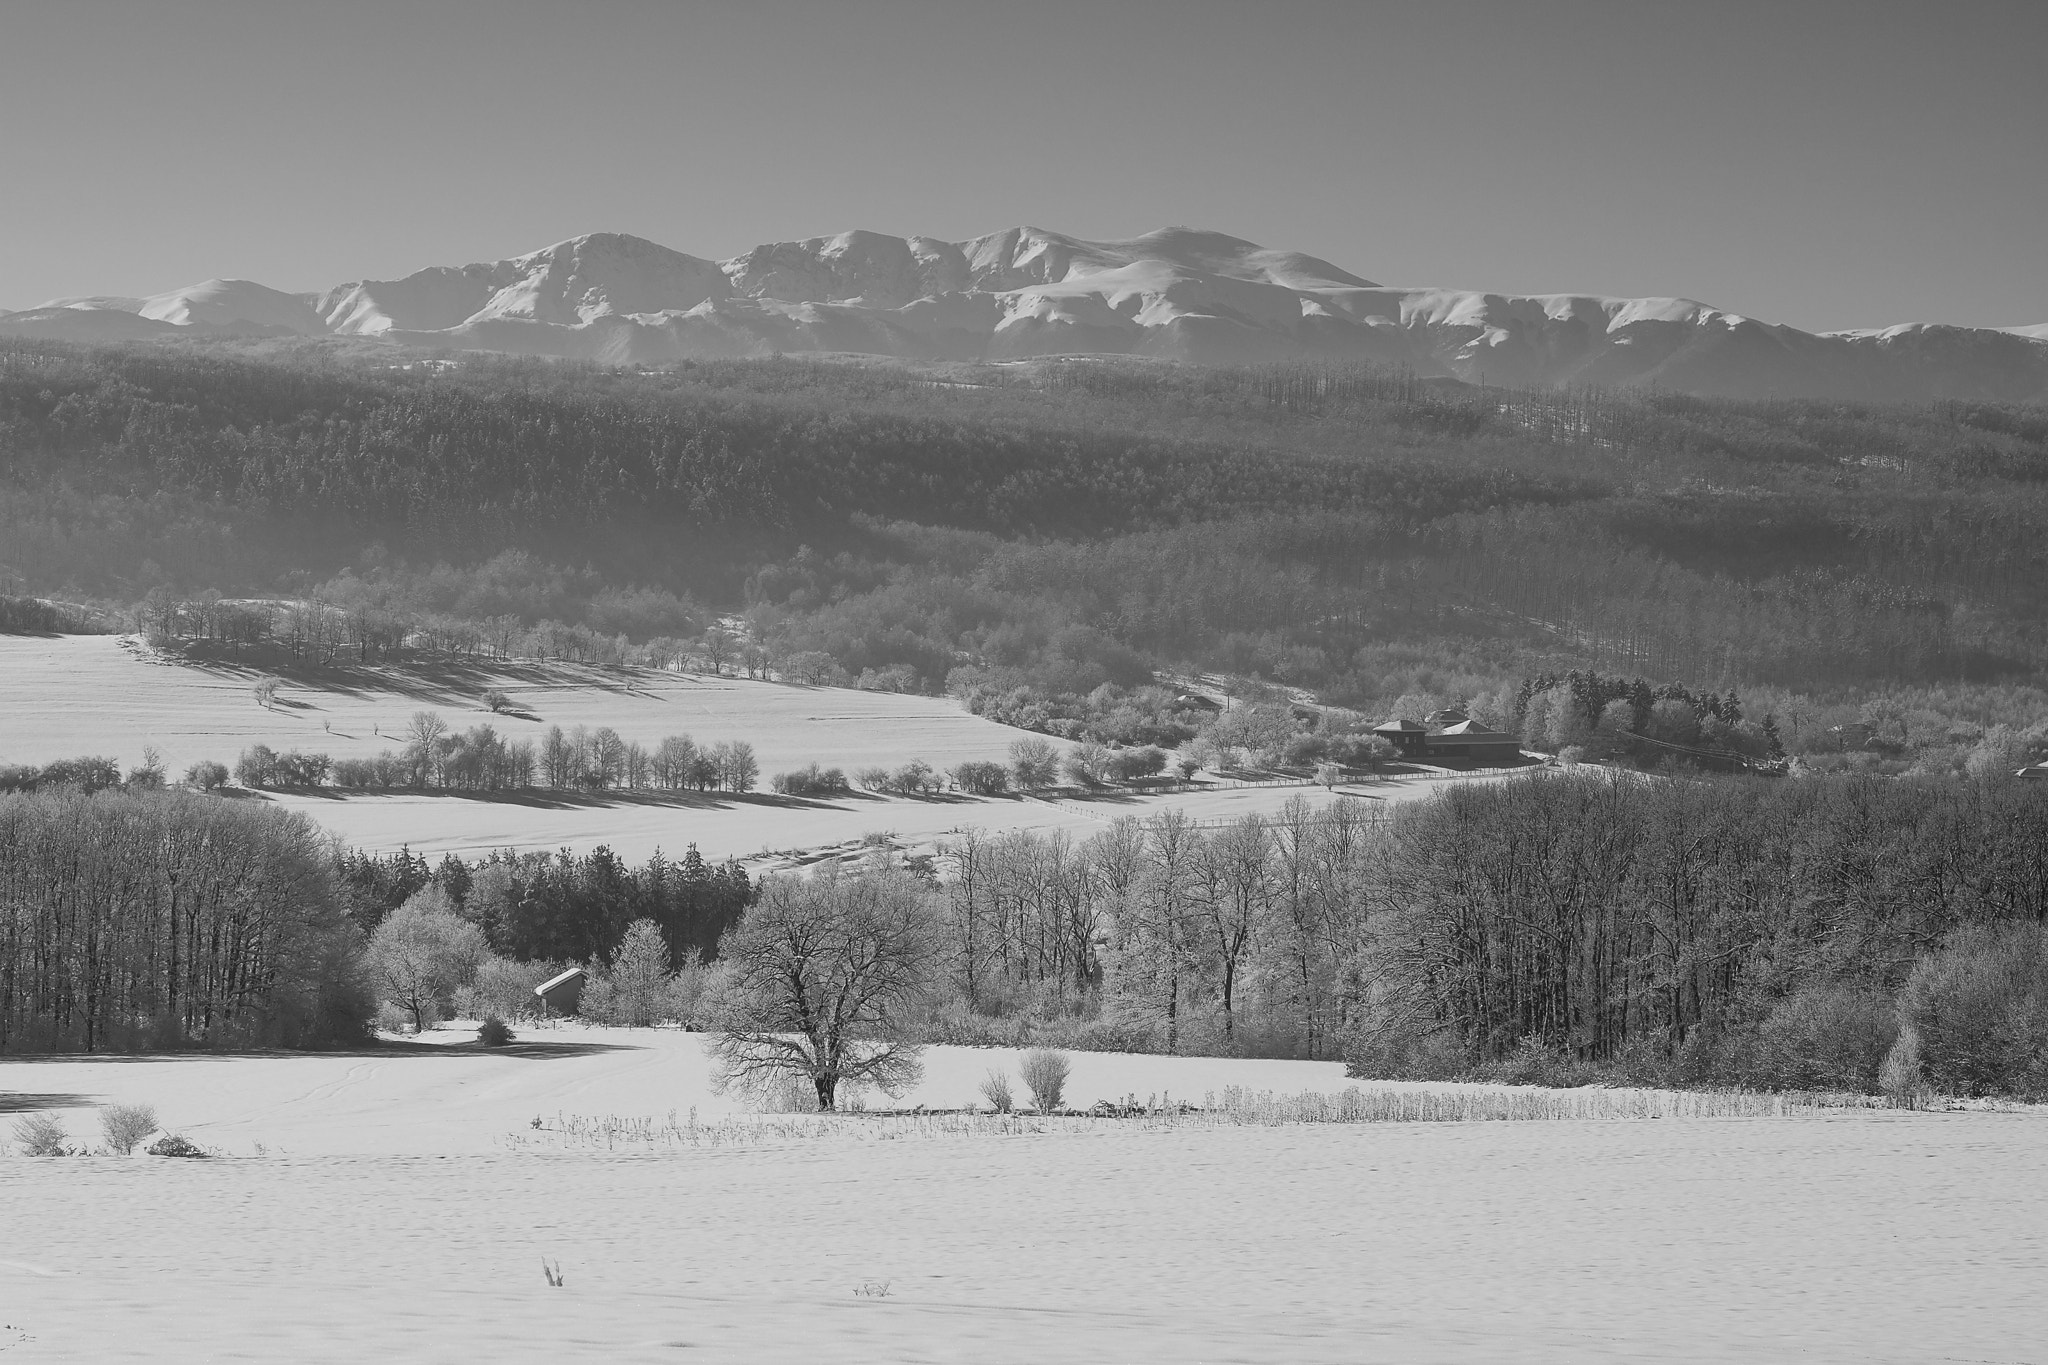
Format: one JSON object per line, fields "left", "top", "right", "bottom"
{"left": 4, "top": 340, "right": 2046, "bottom": 763}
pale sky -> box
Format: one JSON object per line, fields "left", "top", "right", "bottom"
{"left": 3, "top": 0, "right": 2043, "bottom": 330}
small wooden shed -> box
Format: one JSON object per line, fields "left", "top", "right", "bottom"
{"left": 534, "top": 966, "right": 589, "bottom": 1017}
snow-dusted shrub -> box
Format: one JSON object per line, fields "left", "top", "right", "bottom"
{"left": 12, "top": 1113, "right": 71, "bottom": 1156}
{"left": 1750, "top": 983, "right": 1897, "bottom": 1091}
{"left": 1900, "top": 923, "right": 2048, "bottom": 1097}
{"left": 471, "top": 956, "right": 564, "bottom": 1022}
{"left": 979, "top": 1068, "right": 1015, "bottom": 1114}
{"left": 183, "top": 759, "right": 230, "bottom": 791}
{"left": 1880, "top": 1027, "right": 1925, "bottom": 1109}
{"left": 1020, "top": 1048, "right": 1071, "bottom": 1113}
{"left": 100, "top": 1103, "right": 159, "bottom": 1154}
{"left": 147, "top": 1133, "right": 208, "bottom": 1158}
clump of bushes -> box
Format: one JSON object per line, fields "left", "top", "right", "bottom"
{"left": 234, "top": 745, "right": 331, "bottom": 789}
{"left": 478, "top": 1015, "right": 516, "bottom": 1047}
{"left": 184, "top": 759, "right": 230, "bottom": 791}
{"left": 1900, "top": 923, "right": 2048, "bottom": 1098}
{"left": 1472, "top": 1037, "right": 1601, "bottom": 1088}
{"left": 0, "top": 756, "right": 123, "bottom": 795}
{"left": 1746, "top": 984, "right": 1898, "bottom": 1091}
{"left": 888, "top": 760, "right": 942, "bottom": 796}
{"left": 332, "top": 753, "right": 412, "bottom": 789}
{"left": 950, "top": 761, "right": 1009, "bottom": 795}
{"left": 1106, "top": 746, "right": 1168, "bottom": 781}
{"left": 147, "top": 1133, "right": 208, "bottom": 1158}
{"left": 458, "top": 956, "right": 577, "bottom": 1023}
{"left": 771, "top": 763, "right": 850, "bottom": 797}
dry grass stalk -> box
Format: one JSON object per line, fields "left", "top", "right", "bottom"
{"left": 506, "top": 1083, "right": 1887, "bottom": 1153}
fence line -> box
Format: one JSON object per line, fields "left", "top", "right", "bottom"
{"left": 1026, "top": 793, "right": 1394, "bottom": 831}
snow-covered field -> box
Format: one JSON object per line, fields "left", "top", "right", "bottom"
{"left": 3, "top": 1029, "right": 2043, "bottom": 1363}
{"left": 0, "top": 634, "right": 1051, "bottom": 785}
{"left": 0, "top": 633, "right": 1487, "bottom": 864}
{"left": 265, "top": 781, "right": 1412, "bottom": 865}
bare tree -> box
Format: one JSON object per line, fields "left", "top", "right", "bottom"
{"left": 589, "top": 726, "right": 627, "bottom": 789}
{"left": 653, "top": 734, "right": 698, "bottom": 790}
{"left": 405, "top": 710, "right": 448, "bottom": 788}
{"left": 706, "top": 870, "right": 940, "bottom": 1110}
{"left": 541, "top": 725, "right": 576, "bottom": 788}
{"left": 1199, "top": 815, "right": 1273, "bottom": 1042}
{"left": 1008, "top": 735, "right": 1061, "bottom": 790}
{"left": 701, "top": 626, "right": 738, "bottom": 676}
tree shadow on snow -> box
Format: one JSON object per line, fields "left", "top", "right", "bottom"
{"left": 0, "top": 1092, "right": 98, "bottom": 1112}
{"left": 370, "top": 1038, "right": 643, "bottom": 1061}
{"left": 161, "top": 644, "right": 704, "bottom": 711}
{"left": 260, "top": 788, "right": 849, "bottom": 813}
{"left": 0, "top": 1039, "right": 640, "bottom": 1065}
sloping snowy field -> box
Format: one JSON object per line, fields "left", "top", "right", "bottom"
{"left": 3, "top": 1030, "right": 2043, "bottom": 1362}
{"left": 0, "top": 633, "right": 1483, "bottom": 864}
{"left": 0, "top": 634, "right": 1047, "bottom": 782}
{"left": 265, "top": 780, "right": 1407, "bottom": 866}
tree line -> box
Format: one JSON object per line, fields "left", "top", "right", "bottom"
{"left": 334, "top": 841, "right": 753, "bottom": 968}
{"left": 0, "top": 787, "right": 368, "bottom": 1051}
{"left": 923, "top": 774, "right": 2048, "bottom": 1096}
{"left": 8, "top": 772, "right": 2048, "bottom": 1101}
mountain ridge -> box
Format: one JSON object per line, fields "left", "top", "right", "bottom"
{"left": 6, "top": 226, "right": 2045, "bottom": 402}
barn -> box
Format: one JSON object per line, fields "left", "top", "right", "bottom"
{"left": 534, "top": 966, "right": 589, "bottom": 1016}
{"left": 1371, "top": 719, "right": 1429, "bottom": 757}
{"left": 1424, "top": 719, "right": 1525, "bottom": 763}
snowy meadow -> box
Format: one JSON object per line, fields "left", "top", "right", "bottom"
{"left": 3, "top": 1028, "right": 2043, "bottom": 1364}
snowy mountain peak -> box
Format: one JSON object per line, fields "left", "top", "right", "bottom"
{"left": 722, "top": 229, "right": 968, "bottom": 307}
{"left": 31, "top": 278, "right": 325, "bottom": 336}
{"left": 5, "top": 226, "right": 2044, "bottom": 401}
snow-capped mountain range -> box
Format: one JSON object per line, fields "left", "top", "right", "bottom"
{"left": 5, "top": 226, "right": 2044, "bottom": 401}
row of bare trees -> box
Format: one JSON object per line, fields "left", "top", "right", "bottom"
{"left": 0, "top": 788, "right": 370, "bottom": 1052}
{"left": 940, "top": 798, "right": 1386, "bottom": 1057}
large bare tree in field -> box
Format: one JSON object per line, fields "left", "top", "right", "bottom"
{"left": 706, "top": 870, "right": 939, "bottom": 1110}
